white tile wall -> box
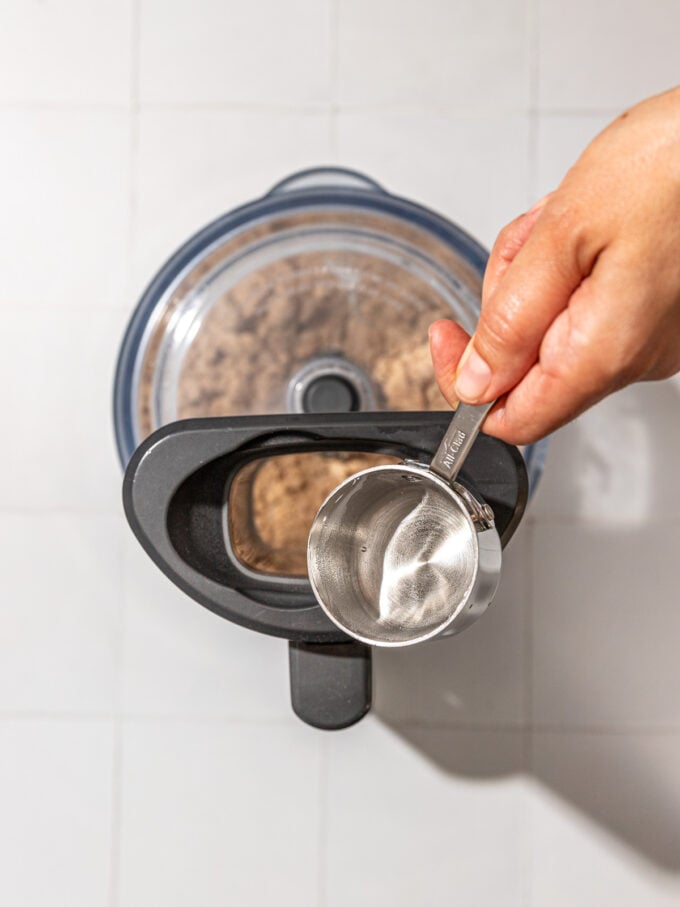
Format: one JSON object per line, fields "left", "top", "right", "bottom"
{"left": 0, "top": 306, "right": 127, "bottom": 512}
{"left": 531, "top": 381, "right": 680, "bottom": 523}
{"left": 1, "top": 1, "right": 679, "bottom": 905}
{"left": 0, "top": 110, "right": 130, "bottom": 309}
{"left": 139, "top": 0, "right": 333, "bottom": 105}
{"left": 337, "top": 0, "right": 529, "bottom": 108}
{"left": 533, "top": 111, "right": 616, "bottom": 197}
{"left": 134, "top": 108, "right": 332, "bottom": 286}
{"left": 121, "top": 535, "right": 290, "bottom": 718}
{"left": 336, "top": 111, "right": 530, "bottom": 247}
{"left": 0, "top": 515, "right": 121, "bottom": 713}
{"left": 119, "top": 720, "right": 323, "bottom": 906}
{"left": 538, "top": 0, "right": 680, "bottom": 110}
{"left": 0, "top": 1, "right": 133, "bottom": 105}
{"left": 325, "top": 720, "right": 527, "bottom": 906}
{"left": 529, "top": 733, "right": 680, "bottom": 904}
{"left": 0, "top": 719, "right": 114, "bottom": 907}
{"left": 532, "top": 523, "right": 680, "bottom": 729}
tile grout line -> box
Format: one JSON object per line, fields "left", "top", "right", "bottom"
{"left": 524, "top": 507, "right": 536, "bottom": 724}
{"left": 526, "top": 0, "right": 540, "bottom": 207}
{"left": 523, "top": 519, "right": 536, "bottom": 907}
{"left": 523, "top": 520, "right": 535, "bottom": 735}
{"left": 0, "top": 100, "right": 626, "bottom": 117}
{"left": 317, "top": 734, "right": 330, "bottom": 907}
{"left": 2, "top": 709, "right": 680, "bottom": 735}
{"left": 109, "top": 718, "right": 123, "bottom": 907}
{"left": 358, "top": 720, "right": 680, "bottom": 736}
{"left": 0, "top": 101, "right": 131, "bottom": 112}
{"left": 320, "top": 2, "right": 337, "bottom": 895}
{"left": 108, "top": 517, "right": 126, "bottom": 907}
{"left": 125, "top": 0, "right": 142, "bottom": 304}
{"left": 110, "top": 3, "right": 141, "bottom": 904}
{"left": 524, "top": 1, "right": 539, "bottom": 901}
{"left": 329, "top": 0, "right": 340, "bottom": 159}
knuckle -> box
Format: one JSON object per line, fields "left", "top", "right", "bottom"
{"left": 487, "top": 406, "right": 544, "bottom": 446}
{"left": 476, "top": 302, "right": 527, "bottom": 359}
{"left": 638, "top": 335, "right": 680, "bottom": 381}
{"left": 606, "top": 337, "right": 644, "bottom": 384}
{"left": 538, "top": 200, "right": 596, "bottom": 273}
{"left": 492, "top": 212, "right": 534, "bottom": 263}
{"left": 574, "top": 330, "right": 641, "bottom": 389}
{"left": 653, "top": 359, "right": 680, "bottom": 381}
{"left": 496, "top": 217, "right": 522, "bottom": 250}
{"left": 512, "top": 426, "right": 543, "bottom": 445}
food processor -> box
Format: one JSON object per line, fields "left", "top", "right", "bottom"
{"left": 114, "top": 167, "right": 547, "bottom": 729}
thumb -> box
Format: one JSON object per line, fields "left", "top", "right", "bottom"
{"left": 454, "top": 208, "right": 590, "bottom": 404}
{"left": 429, "top": 319, "right": 471, "bottom": 406}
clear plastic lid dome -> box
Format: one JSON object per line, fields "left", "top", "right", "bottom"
{"left": 114, "top": 168, "right": 548, "bottom": 500}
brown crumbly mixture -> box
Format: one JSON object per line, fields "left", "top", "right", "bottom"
{"left": 229, "top": 451, "right": 398, "bottom": 577}
{"left": 175, "top": 251, "right": 450, "bottom": 420}
{"left": 137, "top": 213, "right": 475, "bottom": 577}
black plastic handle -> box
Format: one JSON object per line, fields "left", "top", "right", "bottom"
{"left": 123, "top": 411, "right": 528, "bottom": 730}
{"left": 289, "top": 640, "right": 372, "bottom": 730}
{"left": 125, "top": 414, "right": 525, "bottom": 628}
{"left": 124, "top": 412, "right": 528, "bottom": 641}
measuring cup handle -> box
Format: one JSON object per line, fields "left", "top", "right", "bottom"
{"left": 430, "top": 400, "right": 495, "bottom": 484}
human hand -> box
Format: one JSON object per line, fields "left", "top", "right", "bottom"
{"left": 429, "top": 86, "right": 680, "bottom": 445}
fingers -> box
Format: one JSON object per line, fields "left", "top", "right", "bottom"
{"left": 481, "top": 253, "right": 644, "bottom": 444}
{"left": 430, "top": 194, "right": 556, "bottom": 414}
{"left": 482, "top": 356, "right": 603, "bottom": 445}
{"left": 430, "top": 89, "right": 680, "bottom": 442}
{"left": 431, "top": 247, "right": 644, "bottom": 445}
{"left": 431, "top": 317, "right": 610, "bottom": 445}
{"left": 428, "top": 319, "right": 470, "bottom": 406}
{"left": 482, "top": 320, "right": 614, "bottom": 444}
{"left": 454, "top": 203, "right": 595, "bottom": 406}
{"left": 482, "top": 193, "right": 553, "bottom": 305}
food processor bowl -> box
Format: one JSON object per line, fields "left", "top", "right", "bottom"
{"left": 114, "top": 166, "right": 548, "bottom": 490}
{"left": 115, "top": 167, "right": 546, "bottom": 730}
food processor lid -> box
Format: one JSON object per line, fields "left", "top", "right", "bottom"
{"left": 113, "top": 167, "right": 489, "bottom": 467}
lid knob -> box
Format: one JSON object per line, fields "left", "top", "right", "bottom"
{"left": 302, "top": 375, "right": 359, "bottom": 413}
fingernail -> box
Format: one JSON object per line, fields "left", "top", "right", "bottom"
{"left": 455, "top": 346, "right": 492, "bottom": 402}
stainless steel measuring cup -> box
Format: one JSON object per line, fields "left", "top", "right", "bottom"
{"left": 307, "top": 402, "right": 502, "bottom": 647}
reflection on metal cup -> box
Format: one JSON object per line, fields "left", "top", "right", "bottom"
{"left": 307, "top": 463, "right": 502, "bottom": 647}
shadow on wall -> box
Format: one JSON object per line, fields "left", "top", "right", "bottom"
{"left": 374, "top": 378, "right": 680, "bottom": 871}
